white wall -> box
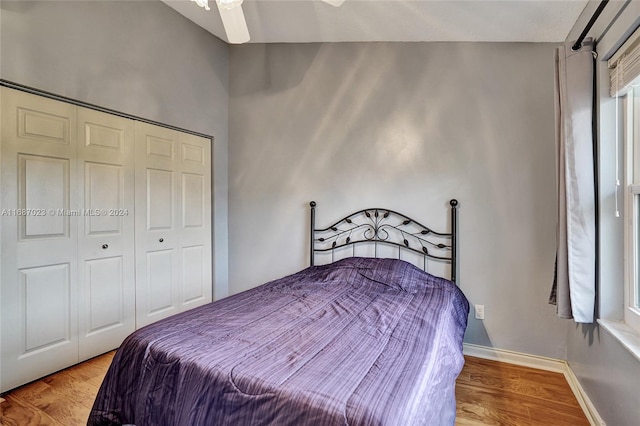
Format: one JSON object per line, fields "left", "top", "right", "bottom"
{"left": 229, "top": 42, "right": 568, "bottom": 359}
{"left": 0, "top": 0, "right": 230, "bottom": 298}
{"left": 563, "top": 1, "right": 640, "bottom": 424}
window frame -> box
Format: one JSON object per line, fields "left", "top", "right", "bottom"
{"left": 623, "top": 87, "right": 640, "bottom": 335}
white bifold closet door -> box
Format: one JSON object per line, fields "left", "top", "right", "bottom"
{"left": 0, "top": 88, "right": 135, "bottom": 390}
{"left": 0, "top": 89, "right": 79, "bottom": 392}
{"left": 134, "top": 121, "right": 212, "bottom": 328}
{"left": 1, "top": 87, "right": 211, "bottom": 392}
{"left": 77, "top": 108, "right": 136, "bottom": 361}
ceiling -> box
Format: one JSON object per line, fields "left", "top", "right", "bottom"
{"left": 161, "top": 0, "right": 589, "bottom": 44}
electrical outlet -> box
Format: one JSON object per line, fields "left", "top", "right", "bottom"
{"left": 474, "top": 304, "right": 485, "bottom": 320}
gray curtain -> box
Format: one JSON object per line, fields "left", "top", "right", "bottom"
{"left": 549, "top": 39, "right": 596, "bottom": 323}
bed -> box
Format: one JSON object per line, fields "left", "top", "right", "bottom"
{"left": 88, "top": 200, "right": 469, "bottom": 426}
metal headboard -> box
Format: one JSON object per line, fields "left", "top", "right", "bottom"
{"left": 310, "top": 199, "right": 459, "bottom": 283}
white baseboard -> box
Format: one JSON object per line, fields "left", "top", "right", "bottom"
{"left": 463, "top": 343, "right": 566, "bottom": 372}
{"left": 462, "top": 343, "right": 606, "bottom": 426}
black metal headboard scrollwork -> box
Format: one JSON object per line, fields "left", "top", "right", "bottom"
{"left": 310, "top": 200, "right": 459, "bottom": 284}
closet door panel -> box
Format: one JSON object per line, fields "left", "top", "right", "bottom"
{"left": 1, "top": 87, "right": 78, "bottom": 392}
{"left": 21, "top": 264, "right": 72, "bottom": 352}
{"left": 77, "top": 107, "right": 135, "bottom": 361}
{"left": 19, "top": 154, "right": 70, "bottom": 238}
{"left": 147, "top": 249, "right": 175, "bottom": 314}
{"left": 147, "top": 168, "right": 174, "bottom": 230}
{"left": 182, "top": 245, "right": 205, "bottom": 304}
{"left": 182, "top": 173, "right": 204, "bottom": 228}
{"left": 135, "top": 122, "right": 181, "bottom": 327}
{"left": 85, "top": 257, "right": 125, "bottom": 332}
{"left": 85, "top": 162, "right": 123, "bottom": 234}
{"left": 179, "top": 132, "right": 211, "bottom": 310}
{"left": 17, "top": 105, "right": 71, "bottom": 146}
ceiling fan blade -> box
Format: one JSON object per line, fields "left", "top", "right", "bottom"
{"left": 217, "top": 2, "right": 250, "bottom": 44}
{"left": 322, "top": 0, "right": 346, "bottom": 6}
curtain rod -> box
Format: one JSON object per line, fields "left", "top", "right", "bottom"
{"left": 572, "top": 0, "right": 609, "bottom": 51}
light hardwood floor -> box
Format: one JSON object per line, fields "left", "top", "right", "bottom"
{"left": 0, "top": 353, "right": 589, "bottom": 425}
{"left": 455, "top": 357, "right": 589, "bottom": 426}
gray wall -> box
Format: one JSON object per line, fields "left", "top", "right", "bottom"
{"left": 563, "top": 1, "right": 640, "bottom": 424}
{"left": 229, "top": 42, "right": 569, "bottom": 359}
{"left": 0, "top": 0, "right": 230, "bottom": 298}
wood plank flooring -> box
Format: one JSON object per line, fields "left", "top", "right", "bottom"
{"left": 0, "top": 352, "right": 115, "bottom": 426}
{"left": 0, "top": 354, "right": 590, "bottom": 425}
{"left": 455, "top": 357, "right": 589, "bottom": 426}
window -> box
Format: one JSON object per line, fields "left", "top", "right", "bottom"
{"left": 624, "top": 86, "right": 640, "bottom": 334}
{"left": 609, "top": 24, "right": 640, "bottom": 343}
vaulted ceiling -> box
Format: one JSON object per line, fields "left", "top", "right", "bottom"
{"left": 162, "top": 0, "right": 588, "bottom": 44}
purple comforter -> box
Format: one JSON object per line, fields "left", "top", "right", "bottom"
{"left": 88, "top": 257, "right": 469, "bottom": 426}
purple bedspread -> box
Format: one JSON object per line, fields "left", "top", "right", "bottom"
{"left": 88, "top": 257, "right": 469, "bottom": 426}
